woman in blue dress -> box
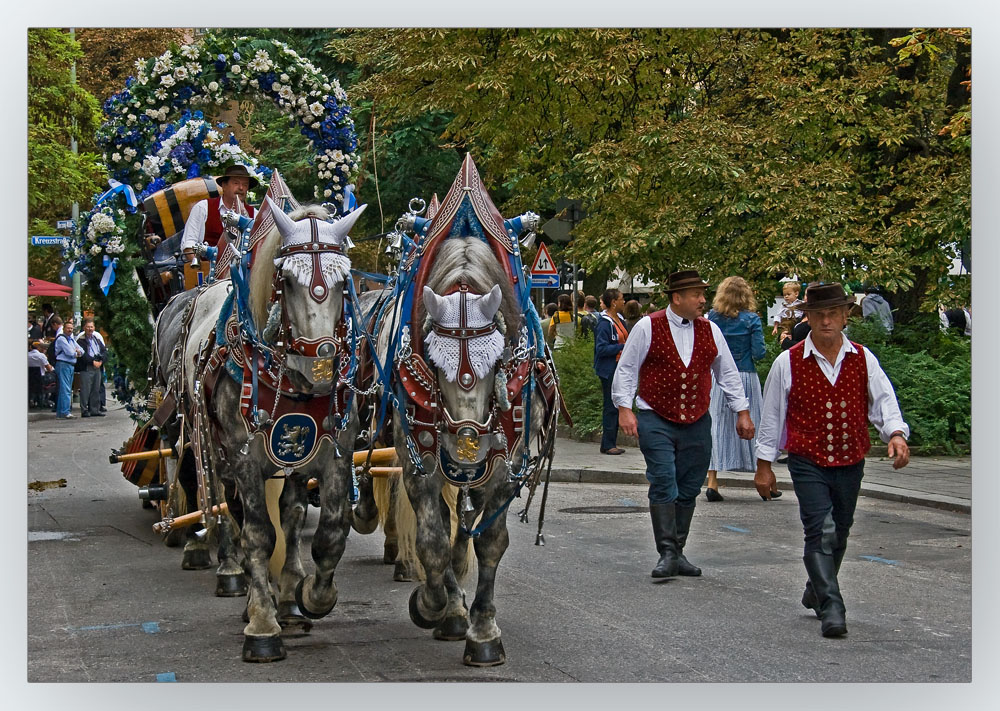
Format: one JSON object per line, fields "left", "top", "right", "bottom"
{"left": 704, "top": 276, "right": 776, "bottom": 501}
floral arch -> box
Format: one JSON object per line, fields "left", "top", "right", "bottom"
{"left": 67, "top": 33, "right": 361, "bottom": 416}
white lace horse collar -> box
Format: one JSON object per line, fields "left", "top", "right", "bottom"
{"left": 423, "top": 283, "right": 504, "bottom": 391}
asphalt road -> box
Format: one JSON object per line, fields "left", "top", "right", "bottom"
{"left": 26, "top": 404, "right": 972, "bottom": 684}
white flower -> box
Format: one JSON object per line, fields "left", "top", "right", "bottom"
{"left": 309, "top": 102, "right": 324, "bottom": 117}
{"left": 208, "top": 81, "right": 219, "bottom": 92}
{"left": 303, "top": 115, "right": 314, "bottom": 125}
{"left": 323, "top": 189, "right": 332, "bottom": 198}
{"left": 154, "top": 88, "right": 167, "bottom": 100}
{"left": 133, "top": 162, "right": 142, "bottom": 170}
{"left": 126, "top": 113, "right": 136, "bottom": 123}
{"left": 279, "top": 86, "right": 294, "bottom": 100}
{"left": 280, "top": 73, "right": 290, "bottom": 83}
{"left": 231, "top": 65, "right": 241, "bottom": 74}
{"left": 173, "top": 66, "right": 188, "bottom": 81}
{"left": 123, "top": 148, "right": 136, "bottom": 160}
{"left": 180, "top": 45, "right": 199, "bottom": 60}
{"left": 186, "top": 62, "right": 201, "bottom": 75}
{"left": 90, "top": 244, "right": 103, "bottom": 255}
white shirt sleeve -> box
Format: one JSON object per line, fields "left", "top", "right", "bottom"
{"left": 863, "top": 346, "right": 910, "bottom": 442}
{"left": 708, "top": 320, "right": 750, "bottom": 413}
{"left": 755, "top": 350, "right": 792, "bottom": 462}
{"left": 180, "top": 199, "right": 209, "bottom": 250}
{"left": 611, "top": 316, "right": 651, "bottom": 409}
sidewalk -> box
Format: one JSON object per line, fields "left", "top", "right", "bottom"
{"left": 550, "top": 433, "right": 972, "bottom": 513}
{"left": 27, "top": 405, "right": 971, "bottom": 513}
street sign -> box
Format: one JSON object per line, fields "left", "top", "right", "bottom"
{"left": 531, "top": 274, "right": 560, "bottom": 289}
{"left": 530, "top": 242, "right": 558, "bottom": 276}
{"left": 31, "top": 236, "right": 68, "bottom": 246}
{"left": 56, "top": 220, "right": 74, "bottom": 230}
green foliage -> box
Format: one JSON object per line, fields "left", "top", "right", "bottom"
{"left": 335, "top": 28, "right": 971, "bottom": 322}
{"left": 28, "top": 29, "right": 105, "bottom": 283}
{"left": 550, "top": 335, "right": 604, "bottom": 438}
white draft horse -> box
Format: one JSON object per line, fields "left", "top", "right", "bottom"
{"left": 151, "top": 199, "right": 365, "bottom": 662}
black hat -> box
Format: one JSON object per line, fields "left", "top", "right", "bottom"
{"left": 799, "top": 283, "right": 856, "bottom": 311}
{"left": 665, "top": 269, "right": 710, "bottom": 293}
{"left": 216, "top": 164, "right": 260, "bottom": 189}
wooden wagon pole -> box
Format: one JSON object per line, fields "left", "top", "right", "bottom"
{"left": 153, "top": 457, "right": 402, "bottom": 533}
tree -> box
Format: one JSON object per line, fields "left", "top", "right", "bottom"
{"left": 335, "top": 28, "right": 970, "bottom": 320}
{"left": 27, "top": 29, "right": 105, "bottom": 283}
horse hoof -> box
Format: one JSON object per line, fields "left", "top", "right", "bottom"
{"left": 277, "top": 601, "right": 314, "bottom": 634}
{"left": 383, "top": 542, "right": 399, "bottom": 564}
{"left": 351, "top": 511, "right": 378, "bottom": 535}
{"left": 294, "top": 578, "right": 336, "bottom": 620}
{"left": 463, "top": 638, "right": 506, "bottom": 667}
{"left": 408, "top": 587, "right": 440, "bottom": 630}
{"left": 215, "top": 573, "right": 248, "bottom": 597}
{"left": 393, "top": 560, "right": 413, "bottom": 582}
{"left": 181, "top": 548, "right": 212, "bottom": 570}
{"left": 241, "top": 635, "right": 286, "bottom": 663}
{"left": 433, "top": 615, "right": 469, "bottom": 641}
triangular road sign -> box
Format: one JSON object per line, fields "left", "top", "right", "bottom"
{"left": 530, "top": 242, "right": 558, "bottom": 275}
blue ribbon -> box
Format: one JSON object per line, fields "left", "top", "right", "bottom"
{"left": 99, "top": 255, "right": 119, "bottom": 295}
{"left": 96, "top": 179, "right": 139, "bottom": 211}
{"left": 342, "top": 184, "right": 357, "bottom": 215}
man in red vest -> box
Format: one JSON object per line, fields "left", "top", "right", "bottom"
{"left": 614, "top": 270, "right": 755, "bottom": 579}
{"left": 180, "top": 164, "right": 258, "bottom": 262}
{"left": 755, "top": 282, "right": 910, "bottom": 638}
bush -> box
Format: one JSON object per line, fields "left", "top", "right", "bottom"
{"left": 846, "top": 315, "right": 971, "bottom": 455}
{"left": 551, "top": 334, "right": 604, "bottom": 438}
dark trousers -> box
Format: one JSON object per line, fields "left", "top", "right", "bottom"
{"left": 787, "top": 453, "right": 865, "bottom": 556}
{"left": 599, "top": 375, "right": 619, "bottom": 451}
{"left": 636, "top": 409, "right": 712, "bottom": 507}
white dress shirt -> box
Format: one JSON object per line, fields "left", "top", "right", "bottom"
{"left": 612, "top": 306, "right": 749, "bottom": 413}
{"left": 755, "top": 332, "right": 910, "bottom": 462}
{"left": 180, "top": 198, "right": 248, "bottom": 251}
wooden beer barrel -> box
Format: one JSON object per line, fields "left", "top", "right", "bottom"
{"left": 119, "top": 420, "right": 163, "bottom": 487}
{"left": 142, "top": 177, "right": 220, "bottom": 238}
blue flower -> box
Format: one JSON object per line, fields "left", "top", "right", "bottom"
{"left": 186, "top": 164, "right": 201, "bottom": 178}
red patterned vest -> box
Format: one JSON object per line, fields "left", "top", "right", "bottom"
{"left": 637, "top": 311, "right": 717, "bottom": 424}
{"left": 203, "top": 197, "right": 255, "bottom": 247}
{"left": 786, "top": 340, "right": 870, "bottom": 467}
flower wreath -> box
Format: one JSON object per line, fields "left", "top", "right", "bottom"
{"left": 97, "top": 32, "right": 359, "bottom": 206}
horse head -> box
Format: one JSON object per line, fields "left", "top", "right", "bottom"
{"left": 263, "top": 197, "right": 366, "bottom": 395}
{"left": 420, "top": 237, "right": 518, "bottom": 470}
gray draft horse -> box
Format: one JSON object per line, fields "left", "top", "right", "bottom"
{"left": 360, "top": 236, "right": 552, "bottom": 666}
{"left": 151, "top": 200, "right": 364, "bottom": 662}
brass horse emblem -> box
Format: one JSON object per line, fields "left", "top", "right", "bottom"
{"left": 277, "top": 425, "right": 307, "bottom": 458}
{"left": 311, "top": 358, "right": 334, "bottom": 383}
{"left": 456, "top": 434, "right": 480, "bottom": 462}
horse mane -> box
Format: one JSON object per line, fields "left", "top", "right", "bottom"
{"left": 248, "top": 204, "right": 332, "bottom": 330}
{"left": 422, "top": 237, "right": 522, "bottom": 341}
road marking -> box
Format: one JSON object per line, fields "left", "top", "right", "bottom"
{"left": 156, "top": 672, "right": 177, "bottom": 682}
{"left": 68, "top": 621, "right": 161, "bottom": 634}
{"left": 722, "top": 525, "right": 750, "bottom": 533}
{"left": 858, "top": 555, "right": 899, "bottom": 565}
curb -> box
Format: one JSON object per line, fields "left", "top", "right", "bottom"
{"left": 545, "top": 469, "right": 971, "bottom": 514}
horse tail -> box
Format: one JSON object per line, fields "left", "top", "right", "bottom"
{"left": 373, "top": 476, "right": 393, "bottom": 529}
{"left": 394, "top": 476, "right": 475, "bottom": 583}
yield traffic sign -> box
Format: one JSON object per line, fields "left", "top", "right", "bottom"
{"left": 530, "top": 242, "right": 558, "bottom": 276}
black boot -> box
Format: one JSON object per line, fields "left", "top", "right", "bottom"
{"left": 802, "top": 552, "right": 847, "bottom": 637}
{"left": 674, "top": 504, "right": 702, "bottom": 577}
{"left": 649, "top": 503, "right": 679, "bottom": 578}
{"left": 802, "top": 545, "right": 847, "bottom": 616}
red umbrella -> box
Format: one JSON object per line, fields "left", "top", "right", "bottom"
{"left": 28, "top": 277, "right": 72, "bottom": 297}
